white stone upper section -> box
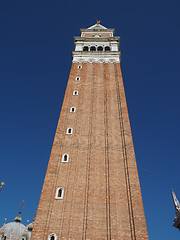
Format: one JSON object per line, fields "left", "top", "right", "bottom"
{"left": 72, "top": 23, "right": 121, "bottom": 63}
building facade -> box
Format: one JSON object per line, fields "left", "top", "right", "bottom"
{"left": 0, "top": 211, "right": 33, "bottom": 240}
{"left": 31, "top": 23, "right": 149, "bottom": 240}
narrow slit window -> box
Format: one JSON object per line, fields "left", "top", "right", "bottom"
{"left": 70, "top": 107, "right": 76, "bottom": 112}
{"left": 78, "top": 65, "right": 82, "bottom": 69}
{"left": 73, "top": 90, "right": 78, "bottom": 96}
{"left": 58, "top": 188, "right": 63, "bottom": 198}
{"left": 66, "top": 128, "right": 73, "bottom": 134}
{"left": 55, "top": 187, "right": 64, "bottom": 199}
{"left": 76, "top": 77, "right": 80, "bottom": 81}
{"left": 62, "top": 154, "right": 69, "bottom": 162}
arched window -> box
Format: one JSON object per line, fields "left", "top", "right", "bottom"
{"left": 90, "top": 46, "right": 96, "bottom": 51}
{"left": 105, "top": 46, "right": 111, "bottom": 51}
{"left": 83, "top": 46, "right": 88, "bottom": 51}
{"left": 73, "top": 90, "right": 78, "bottom": 96}
{"left": 70, "top": 107, "right": 76, "bottom": 112}
{"left": 48, "top": 233, "right": 57, "bottom": 240}
{"left": 97, "top": 46, "right": 103, "bottom": 51}
{"left": 78, "top": 65, "right": 82, "bottom": 69}
{"left": 66, "top": 128, "right": 73, "bottom": 134}
{"left": 75, "top": 77, "right": 80, "bottom": 81}
{"left": 55, "top": 187, "right": 64, "bottom": 199}
{"left": 62, "top": 154, "right": 69, "bottom": 162}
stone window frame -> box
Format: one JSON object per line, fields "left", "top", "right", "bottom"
{"left": 73, "top": 90, "right": 78, "bottom": 96}
{"left": 75, "top": 77, "right": 80, "bottom": 81}
{"left": 66, "top": 128, "right": 73, "bottom": 135}
{"left": 48, "top": 233, "right": 57, "bottom": 240}
{"left": 70, "top": 107, "right": 76, "bottom": 113}
{"left": 62, "top": 153, "right": 69, "bottom": 163}
{"left": 55, "top": 187, "right": 64, "bottom": 200}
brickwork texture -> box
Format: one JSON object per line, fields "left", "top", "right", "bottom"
{"left": 31, "top": 62, "right": 149, "bottom": 240}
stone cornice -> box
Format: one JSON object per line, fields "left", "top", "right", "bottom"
{"left": 74, "top": 37, "right": 120, "bottom": 42}
{"left": 80, "top": 28, "right": 115, "bottom": 34}
{"left": 72, "top": 51, "right": 121, "bottom": 63}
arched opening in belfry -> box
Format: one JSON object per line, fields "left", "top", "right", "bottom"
{"left": 90, "top": 46, "right": 96, "bottom": 51}
{"left": 83, "top": 46, "right": 89, "bottom": 51}
{"left": 97, "top": 46, "right": 103, "bottom": 51}
{"left": 105, "top": 46, "right": 111, "bottom": 51}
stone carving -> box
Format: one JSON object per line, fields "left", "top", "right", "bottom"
{"left": 172, "top": 189, "right": 180, "bottom": 230}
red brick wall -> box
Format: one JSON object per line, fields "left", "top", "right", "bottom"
{"left": 31, "top": 63, "right": 149, "bottom": 240}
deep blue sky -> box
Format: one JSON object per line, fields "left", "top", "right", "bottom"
{"left": 0, "top": 0, "right": 180, "bottom": 239}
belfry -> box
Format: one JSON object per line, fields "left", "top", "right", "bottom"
{"left": 31, "top": 23, "right": 149, "bottom": 240}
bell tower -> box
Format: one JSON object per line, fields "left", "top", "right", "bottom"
{"left": 31, "top": 22, "right": 149, "bottom": 240}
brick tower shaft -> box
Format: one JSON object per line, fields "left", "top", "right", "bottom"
{"left": 31, "top": 23, "right": 149, "bottom": 240}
